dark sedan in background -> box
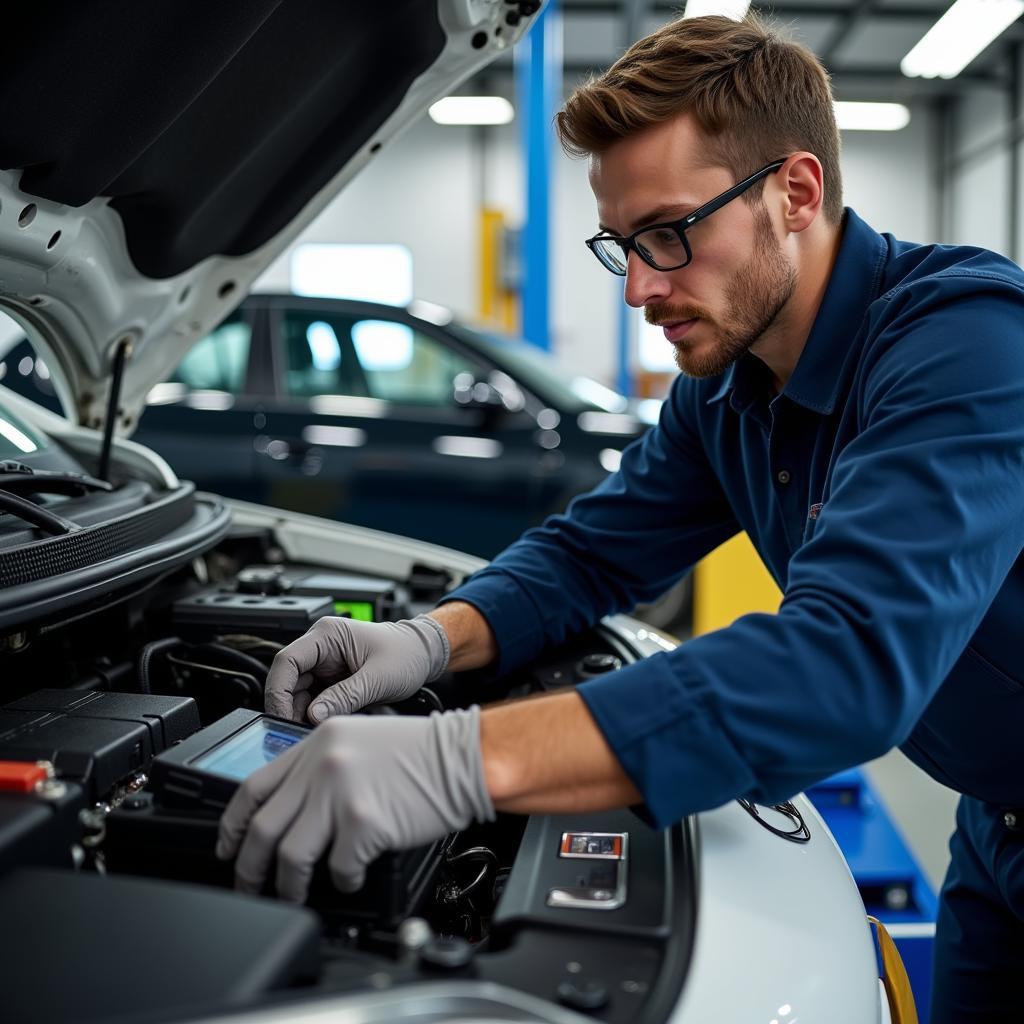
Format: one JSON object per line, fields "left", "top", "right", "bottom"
{"left": 1, "top": 294, "right": 661, "bottom": 559}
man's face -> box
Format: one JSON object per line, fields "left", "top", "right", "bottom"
{"left": 589, "top": 114, "right": 797, "bottom": 378}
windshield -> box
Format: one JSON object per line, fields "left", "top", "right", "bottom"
{"left": 455, "top": 327, "right": 629, "bottom": 414}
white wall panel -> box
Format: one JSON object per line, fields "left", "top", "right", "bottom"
{"left": 840, "top": 104, "right": 933, "bottom": 242}
{"left": 950, "top": 152, "right": 1011, "bottom": 256}
{"left": 947, "top": 88, "right": 1012, "bottom": 257}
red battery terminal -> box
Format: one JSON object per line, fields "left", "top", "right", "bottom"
{"left": 0, "top": 760, "right": 56, "bottom": 795}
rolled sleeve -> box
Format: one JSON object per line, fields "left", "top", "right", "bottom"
{"left": 580, "top": 653, "right": 757, "bottom": 828}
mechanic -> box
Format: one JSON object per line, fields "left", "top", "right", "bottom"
{"left": 217, "top": 15, "right": 1024, "bottom": 1021}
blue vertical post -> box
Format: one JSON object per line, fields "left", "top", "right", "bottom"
{"left": 515, "top": 2, "right": 561, "bottom": 351}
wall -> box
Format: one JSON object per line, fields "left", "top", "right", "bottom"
{"left": 948, "top": 87, "right": 1013, "bottom": 256}
{"left": 841, "top": 104, "right": 935, "bottom": 242}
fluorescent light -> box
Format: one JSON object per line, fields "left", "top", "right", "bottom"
{"left": 901, "top": 0, "right": 1024, "bottom": 79}
{"left": 683, "top": 0, "right": 751, "bottom": 20}
{"left": 429, "top": 97, "right": 514, "bottom": 126}
{"left": 834, "top": 102, "right": 911, "bottom": 131}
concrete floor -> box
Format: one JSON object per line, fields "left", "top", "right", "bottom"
{"left": 863, "top": 748, "right": 961, "bottom": 893}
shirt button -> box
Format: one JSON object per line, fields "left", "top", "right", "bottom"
{"left": 777, "top": 470, "right": 791, "bottom": 485}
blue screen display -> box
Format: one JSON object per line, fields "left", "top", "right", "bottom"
{"left": 193, "top": 719, "right": 308, "bottom": 781}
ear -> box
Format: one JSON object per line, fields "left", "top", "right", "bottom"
{"left": 775, "top": 153, "right": 824, "bottom": 234}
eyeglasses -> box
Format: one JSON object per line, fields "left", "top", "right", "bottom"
{"left": 585, "top": 159, "right": 787, "bottom": 276}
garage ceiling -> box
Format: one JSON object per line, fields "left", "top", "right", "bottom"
{"left": 478, "top": 0, "right": 1023, "bottom": 101}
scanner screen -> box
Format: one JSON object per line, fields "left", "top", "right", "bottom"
{"left": 193, "top": 719, "right": 307, "bottom": 780}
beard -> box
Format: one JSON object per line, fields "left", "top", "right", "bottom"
{"left": 645, "top": 204, "right": 797, "bottom": 378}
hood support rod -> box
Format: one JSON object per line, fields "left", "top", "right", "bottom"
{"left": 98, "top": 337, "right": 132, "bottom": 482}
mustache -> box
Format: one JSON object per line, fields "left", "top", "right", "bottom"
{"left": 645, "top": 302, "right": 711, "bottom": 326}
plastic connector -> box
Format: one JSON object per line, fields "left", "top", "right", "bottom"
{"left": 0, "top": 760, "right": 51, "bottom": 794}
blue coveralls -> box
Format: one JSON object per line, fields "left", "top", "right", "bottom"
{"left": 445, "top": 209, "right": 1024, "bottom": 1020}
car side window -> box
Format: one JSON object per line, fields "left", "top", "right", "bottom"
{"left": 280, "top": 311, "right": 370, "bottom": 399}
{"left": 280, "top": 311, "right": 484, "bottom": 406}
{"left": 349, "top": 319, "right": 484, "bottom": 405}
{"left": 168, "top": 315, "right": 251, "bottom": 393}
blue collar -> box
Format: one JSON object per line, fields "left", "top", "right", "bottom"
{"left": 706, "top": 209, "right": 889, "bottom": 415}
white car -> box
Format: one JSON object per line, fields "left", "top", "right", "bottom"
{"left": 0, "top": 3, "right": 886, "bottom": 1022}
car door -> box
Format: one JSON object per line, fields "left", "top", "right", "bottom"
{"left": 133, "top": 308, "right": 263, "bottom": 500}
{"left": 255, "top": 298, "right": 552, "bottom": 557}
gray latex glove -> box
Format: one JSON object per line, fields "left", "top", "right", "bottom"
{"left": 215, "top": 706, "right": 494, "bottom": 901}
{"left": 264, "top": 614, "right": 450, "bottom": 723}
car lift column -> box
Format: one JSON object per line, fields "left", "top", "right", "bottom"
{"left": 515, "top": 1, "right": 561, "bottom": 351}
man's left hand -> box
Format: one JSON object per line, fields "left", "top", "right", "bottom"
{"left": 216, "top": 707, "right": 494, "bottom": 902}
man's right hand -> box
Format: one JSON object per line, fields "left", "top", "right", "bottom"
{"left": 264, "top": 614, "right": 450, "bottom": 723}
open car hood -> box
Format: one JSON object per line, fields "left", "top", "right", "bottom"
{"left": 0, "top": 1, "right": 536, "bottom": 430}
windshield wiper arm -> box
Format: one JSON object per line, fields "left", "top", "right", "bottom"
{"left": 0, "top": 460, "right": 113, "bottom": 497}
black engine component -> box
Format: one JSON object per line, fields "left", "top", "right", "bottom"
{"left": 0, "top": 867, "right": 320, "bottom": 1024}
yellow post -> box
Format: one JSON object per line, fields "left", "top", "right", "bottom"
{"left": 478, "top": 208, "right": 517, "bottom": 331}
{"left": 692, "top": 532, "right": 782, "bottom": 636}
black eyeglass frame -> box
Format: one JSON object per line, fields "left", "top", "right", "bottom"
{"left": 585, "top": 158, "right": 787, "bottom": 276}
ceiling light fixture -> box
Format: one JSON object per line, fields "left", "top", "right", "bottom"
{"left": 683, "top": 0, "right": 752, "bottom": 20}
{"left": 684, "top": 0, "right": 749, "bottom": 18}
{"left": 428, "top": 96, "right": 514, "bottom": 125}
{"left": 901, "top": 0, "right": 1024, "bottom": 78}
{"left": 834, "top": 101, "right": 911, "bottom": 131}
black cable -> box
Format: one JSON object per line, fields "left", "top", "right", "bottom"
{"left": 164, "top": 652, "right": 262, "bottom": 705}
{"left": 737, "top": 799, "right": 811, "bottom": 843}
{"left": 444, "top": 846, "right": 499, "bottom": 899}
{"left": 137, "top": 636, "right": 182, "bottom": 694}
{"left": 193, "top": 642, "right": 271, "bottom": 688}
{"left": 418, "top": 686, "right": 444, "bottom": 712}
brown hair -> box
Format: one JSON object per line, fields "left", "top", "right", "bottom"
{"left": 556, "top": 14, "right": 843, "bottom": 224}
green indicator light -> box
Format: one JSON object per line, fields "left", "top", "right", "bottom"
{"left": 333, "top": 601, "right": 375, "bottom": 622}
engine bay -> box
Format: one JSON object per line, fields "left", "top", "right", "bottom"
{"left": 0, "top": 525, "right": 697, "bottom": 1024}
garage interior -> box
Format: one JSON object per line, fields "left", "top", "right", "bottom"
{"left": 0, "top": 1, "right": 1021, "bottom": 1020}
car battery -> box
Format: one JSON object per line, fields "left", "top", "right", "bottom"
{"left": 106, "top": 708, "right": 448, "bottom": 926}
{"left": 5, "top": 689, "right": 199, "bottom": 753}
{"left": 0, "top": 691, "right": 200, "bottom": 802}
{"left": 0, "top": 773, "right": 84, "bottom": 874}
{"left": 105, "top": 792, "right": 446, "bottom": 928}
{"left": 0, "top": 710, "right": 152, "bottom": 802}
